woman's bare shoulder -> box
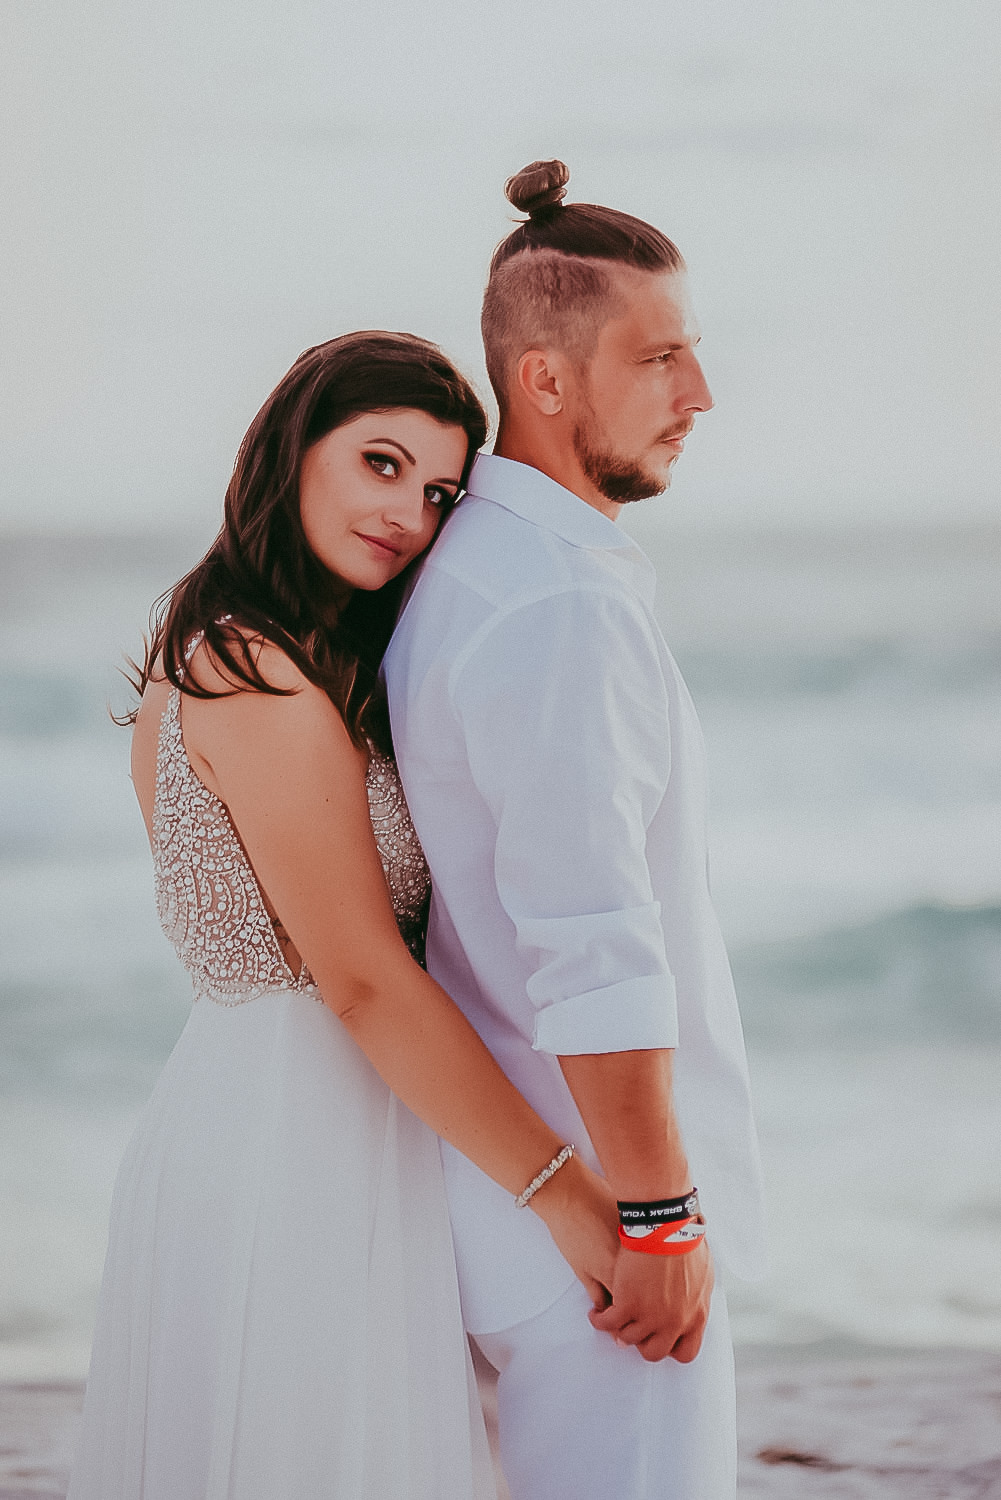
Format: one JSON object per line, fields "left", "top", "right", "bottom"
{"left": 182, "top": 630, "right": 364, "bottom": 775}
{"left": 185, "top": 627, "right": 315, "bottom": 698}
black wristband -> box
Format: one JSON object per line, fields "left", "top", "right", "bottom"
{"left": 616, "top": 1189, "right": 700, "bottom": 1227}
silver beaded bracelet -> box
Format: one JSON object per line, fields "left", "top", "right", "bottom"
{"left": 514, "top": 1144, "right": 575, "bottom": 1209}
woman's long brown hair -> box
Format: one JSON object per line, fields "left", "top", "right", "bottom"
{"left": 121, "top": 331, "right": 487, "bottom": 751}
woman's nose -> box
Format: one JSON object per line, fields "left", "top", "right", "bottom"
{"left": 382, "top": 480, "right": 429, "bottom": 532}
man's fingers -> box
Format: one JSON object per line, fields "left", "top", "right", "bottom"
{"left": 594, "top": 1316, "right": 694, "bottom": 1363}
{"left": 670, "top": 1323, "right": 706, "bottom": 1364}
{"left": 588, "top": 1301, "right": 634, "bottom": 1335}
{"left": 633, "top": 1331, "right": 676, "bottom": 1363}
{"left": 590, "top": 1304, "right": 709, "bottom": 1363}
{"left": 630, "top": 1311, "right": 709, "bottom": 1364}
{"left": 589, "top": 1305, "right": 669, "bottom": 1351}
{"left": 588, "top": 1304, "right": 658, "bottom": 1349}
{"left": 611, "top": 1321, "right": 652, "bottom": 1350}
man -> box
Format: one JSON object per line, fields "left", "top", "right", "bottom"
{"left": 384, "top": 160, "right": 766, "bottom": 1500}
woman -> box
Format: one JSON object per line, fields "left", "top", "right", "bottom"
{"left": 68, "top": 331, "right": 618, "bottom": 1500}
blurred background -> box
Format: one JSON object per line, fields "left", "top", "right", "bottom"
{"left": 1, "top": 0, "right": 999, "bottom": 1380}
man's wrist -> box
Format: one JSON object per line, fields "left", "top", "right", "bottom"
{"left": 603, "top": 1145, "right": 692, "bottom": 1203}
{"left": 557, "top": 1048, "right": 691, "bottom": 1203}
{"left": 617, "top": 1189, "right": 700, "bottom": 1227}
{"left": 616, "top": 1188, "right": 706, "bottom": 1256}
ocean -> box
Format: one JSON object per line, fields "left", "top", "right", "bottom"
{"left": 1, "top": 523, "right": 999, "bottom": 1380}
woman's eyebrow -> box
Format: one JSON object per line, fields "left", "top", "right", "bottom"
{"left": 364, "top": 437, "right": 417, "bottom": 466}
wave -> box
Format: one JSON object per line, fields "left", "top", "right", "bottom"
{"left": 733, "top": 901, "right": 1001, "bottom": 1045}
{"left": 0, "top": 968, "right": 191, "bottom": 1100}
{"left": 676, "top": 635, "right": 1001, "bottom": 700}
{"left": 5, "top": 901, "right": 998, "bottom": 1106}
{"left": 0, "top": 669, "right": 98, "bottom": 738}
{"left": 3, "top": 635, "right": 1000, "bottom": 747}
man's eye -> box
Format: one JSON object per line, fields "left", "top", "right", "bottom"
{"left": 652, "top": 352, "right": 674, "bottom": 364}
{"left": 366, "top": 453, "right": 399, "bottom": 477}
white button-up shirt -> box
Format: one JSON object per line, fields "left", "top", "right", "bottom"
{"left": 384, "top": 453, "right": 766, "bottom": 1334}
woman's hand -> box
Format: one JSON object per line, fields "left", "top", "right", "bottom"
{"left": 527, "top": 1156, "right": 620, "bottom": 1311}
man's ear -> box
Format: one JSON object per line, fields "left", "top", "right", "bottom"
{"left": 514, "top": 348, "right": 569, "bottom": 416}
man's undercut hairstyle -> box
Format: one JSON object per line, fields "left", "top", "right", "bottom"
{"left": 482, "top": 159, "right": 685, "bottom": 402}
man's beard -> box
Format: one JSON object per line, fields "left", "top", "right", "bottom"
{"left": 572, "top": 418, "right": 669, "bottom": 506}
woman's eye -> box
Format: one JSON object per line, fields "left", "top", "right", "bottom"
{"left": 424, "top": 486, "right": 454, "bottom": 508}
{"left": 365, "top": 453, "right": 399, "bottom": 478}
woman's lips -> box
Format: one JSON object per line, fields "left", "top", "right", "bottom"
{"left": 357, "top": 532, "right": 401, "bottom": 558}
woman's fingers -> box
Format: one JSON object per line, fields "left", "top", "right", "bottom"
{"left": 579, "top": 1274, "right": 613, "bottom": 1312}
{"left": 590, "top": 1279, "right": 613, "bottom": 1312}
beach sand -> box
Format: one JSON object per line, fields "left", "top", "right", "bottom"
{"left": 734, "top": 1348, "right": 1001, "bottom": 1498}
{"left": 2, "top": 1349, "right": 999, "bottom": 1498}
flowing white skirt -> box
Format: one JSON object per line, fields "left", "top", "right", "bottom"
{"left": 68, "top": 989, "right": 496, "bottom": 1500}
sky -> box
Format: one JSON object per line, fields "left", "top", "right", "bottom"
{"left": 1, "top": 0, "right": 999, "bottom": 532}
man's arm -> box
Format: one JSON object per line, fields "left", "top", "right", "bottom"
{"left": 453, "top": 584, "right": 711, "bottom": 1361}
{"left": 559, "top": 1049, "right": 712, "bottom": 1362}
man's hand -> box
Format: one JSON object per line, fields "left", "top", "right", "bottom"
{"left": 589, "top": 1238, "right": 714, "bottom": 1363}
{"left": 556, "top": 1048, "right": 713, "bottom": 1359}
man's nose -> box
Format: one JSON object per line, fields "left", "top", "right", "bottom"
{"left": 679, "top": 354, "right": 714, "bottom": 414}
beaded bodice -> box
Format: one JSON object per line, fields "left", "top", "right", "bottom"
{"left": 152, "top": 688, "right": 430, "bottom": 1005}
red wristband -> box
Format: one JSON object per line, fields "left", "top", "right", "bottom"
{"left": 618, "top": 1216, "right": 707, "bottom": 1256}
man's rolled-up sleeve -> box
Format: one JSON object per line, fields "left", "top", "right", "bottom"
{"left": 450, "top": 584, "right": 677, "bottom": 1055}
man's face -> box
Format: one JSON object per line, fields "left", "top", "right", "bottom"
{"left": 568, "top": 268, "right": 713, "bottom": 509}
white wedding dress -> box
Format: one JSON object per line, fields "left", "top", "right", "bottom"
{"left": 68, "top": 688, "right": 495, "bottom": 1500}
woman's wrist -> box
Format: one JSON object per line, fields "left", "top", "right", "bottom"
{"left": 514, "top": 1143, "right": 575, "bottom": 1210}
{"left": 524, "top": 1149, "right": 589, "bottom": 1222}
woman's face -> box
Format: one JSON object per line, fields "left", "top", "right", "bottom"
{"left": 299, "top": 408, "right": 469, "bottom": 595}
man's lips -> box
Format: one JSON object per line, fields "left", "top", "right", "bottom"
{"left": 356, "top": 532, "right": 402, "bottom": 558}
{"left": 660, "top": 426, "right": 694, "bottom": 454}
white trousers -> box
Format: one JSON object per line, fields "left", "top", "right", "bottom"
{"left": 473, "top": 1281, "right": 736, "bottom": 1500}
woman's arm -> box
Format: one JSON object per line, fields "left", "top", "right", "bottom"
{"left": 177, "top": 643, "right": 618, "bottom": 1299}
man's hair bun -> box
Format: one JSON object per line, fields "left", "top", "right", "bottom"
{"left": 504, "top": 159, "right": 570, "bottom": 218}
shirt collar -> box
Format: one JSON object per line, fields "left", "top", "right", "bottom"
{"left": 466, "top": 453, "right": 639, "bottom": 554}
{"left": 464, "top": 453, "right": 658, "bottom": 608}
